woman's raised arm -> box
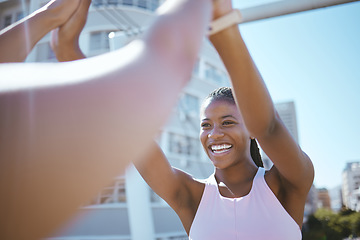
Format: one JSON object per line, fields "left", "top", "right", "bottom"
{"left": 209, "top": 1, "right": 314, "bottom": 193}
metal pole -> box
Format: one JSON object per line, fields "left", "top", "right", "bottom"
{"left": 240, "top": 0, "right": 360, "bottom": 23}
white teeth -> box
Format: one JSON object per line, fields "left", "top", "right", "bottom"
{"left": 211, "top": 144, "right": 232, "bottom": 151}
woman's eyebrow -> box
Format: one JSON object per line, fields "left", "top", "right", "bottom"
{"left": 201, "top": 115, "right": 236, "bottom": 122}
{"left": 221, "top": 115, "right": 236, "bottom": 119}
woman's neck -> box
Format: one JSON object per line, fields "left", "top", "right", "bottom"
{"left": 215, "top": 159, "right": 258, "bottom": 186}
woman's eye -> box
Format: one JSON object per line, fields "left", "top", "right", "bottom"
{"left": 223, "top": 121, "right": 234, "bottom": 126}
{"left": 201, "top": 123, "right": 210, "bottom": 128}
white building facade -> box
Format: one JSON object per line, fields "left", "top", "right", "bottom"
{"left": 0, "top": 0, "right": 165, "bottom": 62}
{"left": 329, "top": 185, "right": 342, "bottom": 212}
{"left": 342, "top": 161, "right": 360, "bottom": 211}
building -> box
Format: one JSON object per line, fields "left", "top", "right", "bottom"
{"left": 329, "top": 185, "right": 342, "bottom": 212}
{"left": 317, "top": 188, "right": 331, "bottom": 209}
{"left": 304, "top": 185, "right": 318, "bottom": 219}
{"left": 342, "top": 161, "right": 360, "bottom": 211}
{"left": 261, "top": 101, "right": 299, "bottom": 170}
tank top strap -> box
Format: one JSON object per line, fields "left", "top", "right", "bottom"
{"left": 251, "top": 167, "right": 266, "bottom": 189}
{"left": 255, "top": 167, "right": 266, "bottom": 179}
{"left": 197, "top": 173, "right": 218, "bottom": 198}
{"left": 206, "top": 173, "right": 217, "bottom": 186}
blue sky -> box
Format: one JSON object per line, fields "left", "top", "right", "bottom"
{"left": 232, "top": 1, "right": 360, "bottom": 189}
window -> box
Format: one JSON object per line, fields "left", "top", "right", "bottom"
{"left": 123, "top": 0, "right": 133, "bottom": 6}
{"left": 3, "top": 15, "right": 12, "bottom": 28}
{"left": 90, "top": 31, "right": 112, "bottom": 52}
{"left": 92, "top": 0, "right": 103, "bottom": 6}
{"left": 178, "top": 93, "right": 199, "bottom": 119}
{"left": 91, "top": 0, "right": 160, "bottom": 10}
{"left": 149, "top": 0, "right": 160, "bottom": 10}
{"left": 137, "top": 0, "right": 147, "bottom": 8}
{"left": 16, "top": 12, "right": 24, "bottom": 21}
{"left": 187, "top": 136, "right": 199, "bottom": 156}
{"left": 169, "top": 133, "right": 199, "bottom": 157}
{"left": 36, "top": 42, "right": 56, "bottom": 62}
{"left": 192, "top": 59, "right": 200, "bottom": 76}
{"left": 108, "top": 0, "right": 119, "bottom": 5}
{"left": 150, "top": 189, "right": 163, "bottom": 203}
{"left": 89, "top": 176, "right": 126, "bottom": 205}
{"left": 205, "top": 63, "right": 228, "bottom": 85}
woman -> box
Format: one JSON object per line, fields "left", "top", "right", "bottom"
{"left": 136, "top": 1, "right": 315, "bottom": 239}
{"left": 0, "top": 0, "right": 214, "bottom": 239}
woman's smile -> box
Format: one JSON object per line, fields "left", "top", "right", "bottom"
{"left": 209, "top": 143, "right": 233, "bottom": 155}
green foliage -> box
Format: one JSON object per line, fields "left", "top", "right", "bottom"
{"left": 303, "top": 208, "right": 360, "bottom": 240}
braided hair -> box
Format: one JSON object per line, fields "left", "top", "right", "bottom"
{"left": 204, "top": 87, "right": 264, "bottom": 168}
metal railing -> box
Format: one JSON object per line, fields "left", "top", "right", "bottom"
{"left": 92, "top": 0, "right": 161, "bottom": 11}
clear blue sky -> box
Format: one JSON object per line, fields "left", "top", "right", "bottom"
{"left": 232, "top": 1, "right": 360, "bottom": 189}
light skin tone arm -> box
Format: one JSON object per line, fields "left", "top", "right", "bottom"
{"left": 50, "top": 0, "right": 88, "bottom": 61}
{"left": 0, "top": 0, "right": 81, "bottom": 63}
{"left": 209, "top": 0, "right": 314, "bottom": 226}
{"left": 51, "top": 2, "right": 208, "bottom": 233}
{"left": 0, "top": 0, "right": 212, "bottom": 239}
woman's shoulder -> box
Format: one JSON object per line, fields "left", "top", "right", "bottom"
{"left": 170, "top": 168, "right": 207, "bottom": 232}
{"left": 172, "top": 167, "right": 207, "bottom": 196}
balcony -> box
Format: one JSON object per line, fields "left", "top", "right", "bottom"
{"left": 92, "top": 0, "right": 161, "bottom": 11}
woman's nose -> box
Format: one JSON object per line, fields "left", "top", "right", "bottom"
{"left": 208, "top": 126, "right": 224, "bottom": 139}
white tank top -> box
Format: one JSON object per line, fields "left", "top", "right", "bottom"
{"left": 189, "top": 167, "right": 302, "bottom": 240}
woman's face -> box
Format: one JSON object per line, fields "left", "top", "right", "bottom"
{"left": 200, "top": 99, "right": 251, "bottom": 169}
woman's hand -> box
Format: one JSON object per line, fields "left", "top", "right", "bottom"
{"left": 50, "top": 0, "right": 91, "bottom": 61}
{"left": 0, "top": 0, "right": 80, "bottom": 62}
{"left": 212, "top": 0, "right": 233, "bottom": 19}
{"left": 43, "top": 0, "right": 81, "bottom": 28}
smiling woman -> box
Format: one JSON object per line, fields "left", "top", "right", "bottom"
{"left": 134, "top": 0, "right": 314, "bottom": 239}
{"left": 136, "top": 84, "right": 312, "bottom": 239}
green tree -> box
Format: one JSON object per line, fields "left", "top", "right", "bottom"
{"left": 303, "top": 208, "right": 360, "bottom": 240}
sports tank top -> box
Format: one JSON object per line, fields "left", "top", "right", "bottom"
{"left": 189, "top": 167, "right": 301, "bottom": 240}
